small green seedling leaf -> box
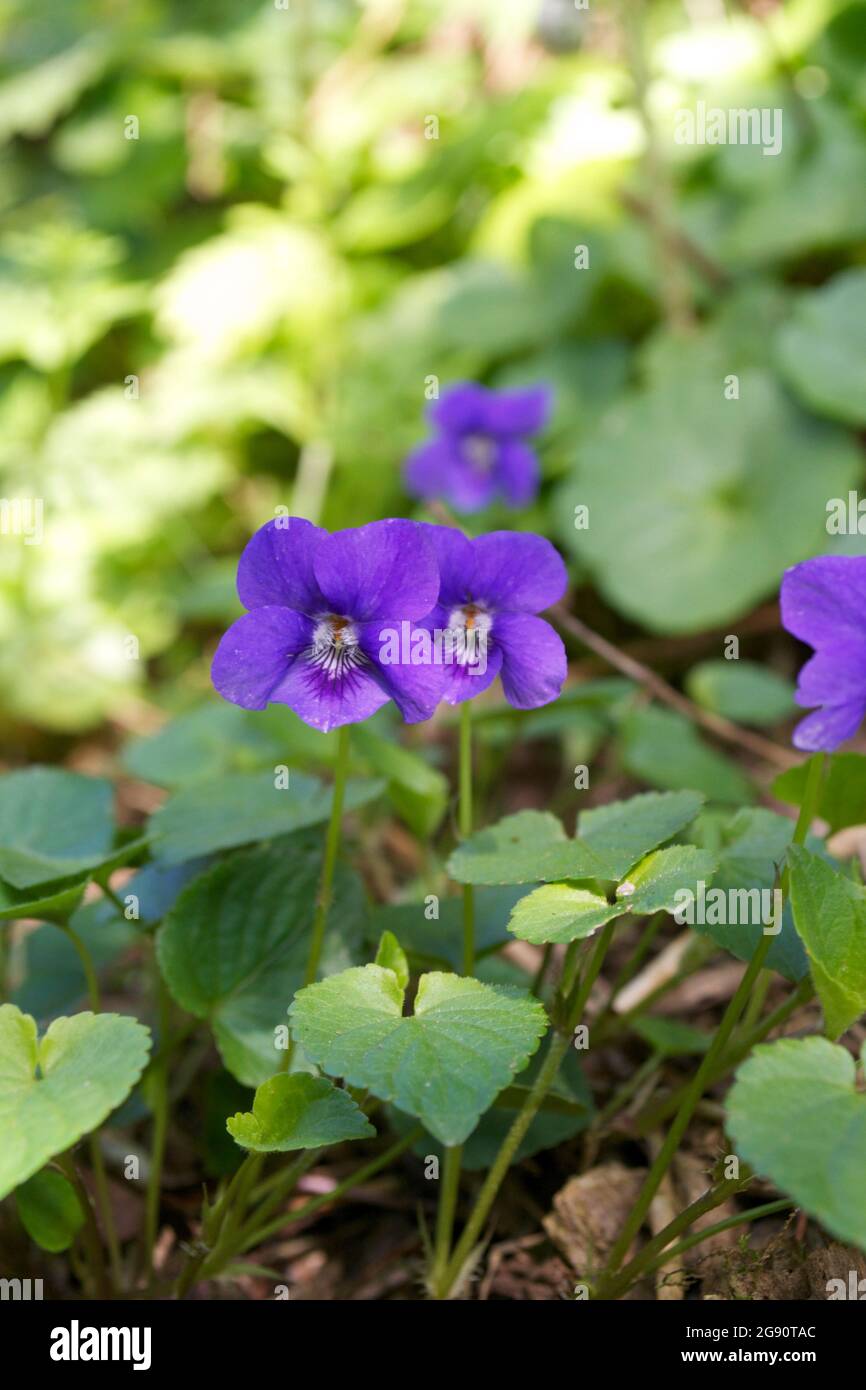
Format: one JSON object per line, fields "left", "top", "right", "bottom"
{"left": 0, "top": 768, "right": 114, "bottom": 889}
{"left": 289, "top": 965, "right": 548, "bottom": 1145}
{"left": 374, "top": 930, "right": 409, "bottom": 991}
{"left": 508, "top": 845, "right": 717, "bottom": 945}
{"left": 226, "top": 1074, "right": 374, "bottom": 1152}
{"left": 0, "top": 1004, "right": 151, "bottom": 1200}
{"left": 149, "top": 771, "right": 382, "bottom": 863}
{"left": 14, "top": 1168, "right": 84, "bottom": 1252}
{"left": 157, "top": 836, "right": 367, "bottom": 1087}
{"left": 727, "top": 1036, "right": 866, "bottom": 1251}
{"left": 448, "top": 791, "right": 704, "bottom": 887}
{"left": 788, "top": 844, "right": 866, "bottom": 1038}
{"left": 774, "top": 752, "right": 866, "bottom": 835}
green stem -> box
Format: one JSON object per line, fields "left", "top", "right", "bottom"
{"left": 636, "top": 977, "right": 814, "bottom": 1136}
{"left": 236, "top": 1126, "right": 423, "bottom": 1256}
{"left": 176, "top": 1151, "right": 258, "bottom": 1297}
{"left": 57, "top": 921, "right": 101, "bottom": 1012}
{"left": 648, "top": 1198, "right": 792, "bottom": 1273}
{"left": 439, "top": 922, "right": 617, "bottom": 1296}
{"left": 430, "top": 1144, "right": 462, "bottom": 1295}
{"left": 58, "top": 1154, "right": 110, "bottom": 1298}
{"left": 598, "top": 754, "right": 824, "bottom": 1294}
{"left": 595, "top": 1176, "right": 746, "bottom": 1299}
{"left": 281, "top": 725, "right": 351, "bottom": 1072}
{"left": 53, "top": 925, "right": 124, "bottom": 1287}
{"left": 598, "top": 932, "right": 774, "bottom": 1289}
{"left": 305, "top": 723, "right": 351, "bottom": 987}
{"left": 143, "top": 972, "right": 172, "bottom": 1286}
{"left": 459, "top": 700, "right": 474, "bottom": 977}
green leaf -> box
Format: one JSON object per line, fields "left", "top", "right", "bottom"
{"left": 788, "top": 846, "right": 866, "bottom": 1039}
{"left": 448, "top": 791, "right": 704, "bottom": 887}
{"left": 685, "top": 808, "right": 808, "bottom": 982}
{"left": 727, "top": 1037, "right": 866, "bottom": 1252}
{"left": 773, "top": 753, "right": 866, "bottom": 835}
{"left": 776, "top": 268, "right": 866, "bottom": 426}
{"left": 288, "top": 965, "right": 548, "bottom": 1145}
{"left": 157, "top": 836, "right": 367, "bottom": 1086}
{"left": 558, "top": 370, "right": 861, "bottom": 633}
{"left": 0, "top": 1005, "right": 151, "bottom": 1201}
{"left": 14, "top": 1169, "right": 84, "bottom": 1253}
{"left": 0, "top": 768, "right": 114, "bottom": 889}
{"left": 226, "top": 1074, "right": 374, "bottom": 1153}
{"left": 149, "top": 770, "right": 382, "bottom": 863}
{"left": 12, "top": 900, "right": 137, "bottom": 1023}
{"left": 374, "top": 930, "right": 409, "bottom": 991}
{"left": 618, "top": 707, "right": 754, "bottom": 804}
{"left": 508, "top": 845, "right": 717, "bottom": 945}
{"left": 0, "top": 876, "right": 88, "bottom": 925}
{"left": 393, "top": 1049, "right": 593, "bottom": 1171}
{"left": 123, "top": 704, "right": 283, "bottom": 788}
{"left": 685, "top": 660, "right": 795, "bottom": 727}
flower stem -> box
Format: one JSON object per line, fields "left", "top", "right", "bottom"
{"left": 58, "top": 1153, "right": 110, "bottom": 1298}
{"left": 595, "top": 1175, "right": 747, "bottom": 1299}
{"left": 596, "top": 752, "right": 825, "bottom": 1295}
{"left": 54, "top": 923, "right": 124, "bottom": 1288}
{"left": 280, "top": 725, "right": 351, "bottom": 1073}
{"left": 143, "top": 971, "right": 172, "bottom": 1287}
{"left": 459, "top": 700, "right": 475, "bottom": 977}
{"left": 437, "top": 922, "right": 617, "bottom": 1297}
{"left": 430, "top": 1144, "right": 462, "bottom": 1295}
{"left": 305, "top": 723, "right": 351, "bottom": 987}
{"left": 235, "top": 1126, "right": 424, "bottom": 1256}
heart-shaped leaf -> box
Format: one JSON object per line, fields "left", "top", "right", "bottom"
{"left": 788, "top": 845, "right": 866, "bottom": 1038}
{"left": 226, "top": 1074, "right": 374, "bottom": 1152}
{"left": 149, "top": 770, "right": 382, "bottom": 863}
{"left": 0, "top": 768, "right": 114, "bottom": 889}
{"left": 508, "top": 846, "right": 717, "bottom": 945}
{"left": 727, "top": 1037, "right": 866, "bottom": 1251}
{"left": 288, "top": 965, "right": 548, "bottom": 1145}
{"left": 157, "top": 835, "right": 366, "bottom": 1086}
{"left": 0, "top": 1005, "right": 151, "bottom": 1200}
{"left": 14, "top": 1169, "right": 84, "bottom": 1252}
{"left": 448, "top": 791, "right": 703, "bottom": 887}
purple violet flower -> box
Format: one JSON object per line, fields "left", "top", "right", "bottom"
{"left": 417, "top": 524, "right": 568, "bottom": 708}
{"left": 780, "top": 555, "right": 866, "bottom": 752}
{"left": 211, "top": 517, "right": 445, "bottom": 733}
{"left": 404, "top": 381, "right": 551, "bottom": 512}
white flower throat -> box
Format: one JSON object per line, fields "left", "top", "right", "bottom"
{"left": 447, "top": 603, "right": 492, "bottom": 666}
{"left": 310, "top": 615, "right": 365, "bottom": 680}
{"left": 462, "top": 434, "right": 497, "bottom": 472}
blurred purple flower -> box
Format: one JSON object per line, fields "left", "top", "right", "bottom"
{"left": 404, "top": 381, "right": 551, "bottom": 512}
{"left": 780, "top": 555, "right": 866, "bottom": 751}
{"left": 212, "top": 517, "right": 445, "bottom": 732}
{"left": 418, "top": 524, "right": 568, "bottom": 708}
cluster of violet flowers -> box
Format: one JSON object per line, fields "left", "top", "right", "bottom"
{"left": 213, "top": 382, "right": 565, "bottom": 734}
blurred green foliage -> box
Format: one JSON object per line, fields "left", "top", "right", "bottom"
{"left": 1, "top": 0, "right": 864, "bottom": 735}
